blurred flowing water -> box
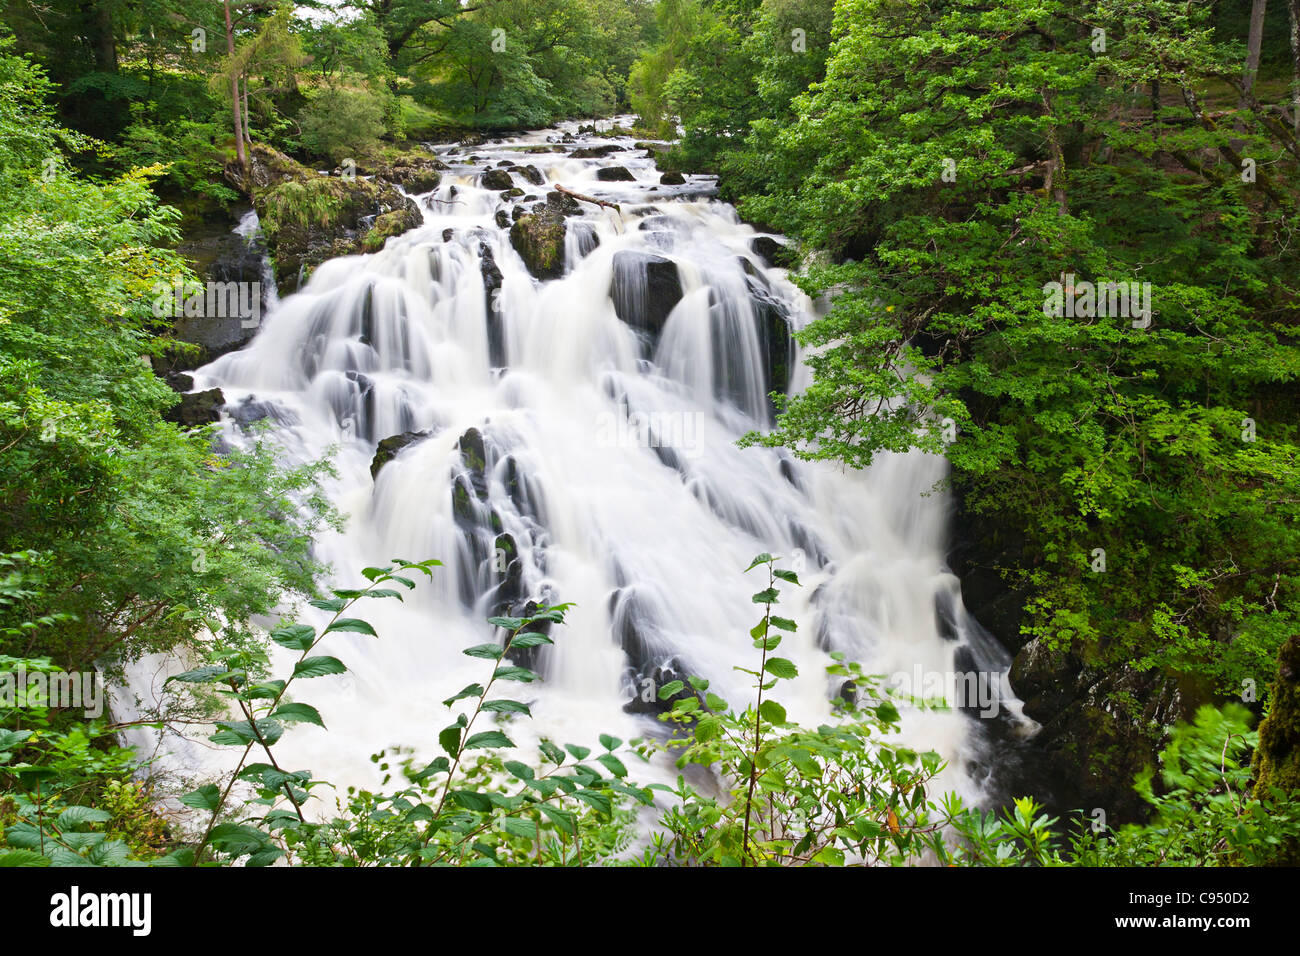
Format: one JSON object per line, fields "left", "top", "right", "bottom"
{"left": 126, "top": 118, "right": 1032, "bottom": 814}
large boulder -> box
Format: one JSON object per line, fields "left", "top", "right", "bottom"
{"left": 480, "top": 168, "right": 513, "bottom": 190}
{"left": 229, "top": 145, "right": 421, "bottom": 295}
{"left": 164, "top": 388, "right": 225, "bottom": 428}
{"left": 751, "top": 235, "right": 796, "bottom": 269}
{"left": 1253, "top": 634, "right": 1300, "bottom": 862}
{"left": 569, "top": 144, "right": 626, "bottom": 158}
{"left": 596, "top": 166, "right": 635, "bottom": 182}
{"left": 509, "top": 208, "right": 567, "bottom": 281}
{"left": 610, "top": 251, "right": 683, "bottom": 339}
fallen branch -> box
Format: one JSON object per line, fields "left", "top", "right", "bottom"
{"left": 555, "top": 183, "right": 621, "bottom": 212}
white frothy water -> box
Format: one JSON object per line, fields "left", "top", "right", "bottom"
{"left": 128, "top": 118, "right": 1031, "bottom": 819}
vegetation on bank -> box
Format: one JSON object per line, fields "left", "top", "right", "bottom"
{"left": 1, "top": 0, "right": 1298, "bottom": 866}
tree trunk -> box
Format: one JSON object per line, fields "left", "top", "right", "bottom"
{"left": 1244, "top": 0, "right": 1269, "bottom": 99}
{"left": 225, "top": 0, "right": 247, "bottom": 169}
{"left": 1289, "top": 0, "right": 1300, "bottom": 132}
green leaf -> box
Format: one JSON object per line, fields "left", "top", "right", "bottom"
{"left": 745, "top": 553, "right": 774, "bottom": 571}
{"left": 705, "top": 692, "right": 729, "bottom": 711}
{"left": 596, "top": 753, "right": 628, "bottom": 777}
{"left": 572, "top": 790, "right": 612, "bottom": 815}
{"left": 765, "top": 658, "right": 799, "bottom": 679}
{"left": 493, "top": 665, "right": 537, "bottom": 683}
{"left": 599, "top": 733, "right": 622, "bottom": 751}
{"left": 308, "top": 597, "right": 347, "bottom": 612}
{"left": 164, "top": 665, "right": 232, "bottom": 686}
{"left": 57, "top": 805, "right": 111, "bottom": 828}
{"left": 292, "top": 656, "right": 347, "bottom": 679}
{"left": 439, "top": 726, "right": 461, "bottom": 757}
{"left": 463, "top": 643, "right": 505, "bottom": 660}
{"left": 0, "top": 850, "right": 50, "bottom": 867}
{"left": 443, "top": 683, "right": 484, "bottom": 707}
{"left": 270, "top": 623, "right": 316, "bottom": 650}
{"left": 481, "top": 699, "right": 531, "bottom": 715}
{"left": 361, "top": 566, "right": 390, "bottom": 581}
{"left": 773, "top": 569, "right": 800, "bottom": 584}
{"left": 752, "top": 588, "right": 780, "bottom": 604}
{"left": 324, "top": 618, "right": 378, "bottom": 637}
{"left": 564, "top": 743, "right": 591, "bottom": 760}
{"left": 451, "top": 790, "right": 492, "bottom": 812}
{"left": 503, "top": 760, "right": 534, "bottom": 780}
{"left": 272, "top": 702, "right": 325, "bottom": 728}
{"left": 657, "top": 679, "right": 684, "bottom": 700}
{"left": 180, "top": 784, "right": 222, "bottom": 812}
{"left": 759, "top": 699, "right": 788, "bottom": 724}
{"left": 770, "top": 616, "right": 798, "bottom": 632}
{"left": 510, "top": 632, "right": 553, "bottom": 647}
{"left": 487, "top": 616, "right": 525, "bottom": 630}
{"left": 694, "top": 715, "right": 723, "bottom": 742}
{"left": 464, "top": 731, "right": 514, "bottom": 750}
{"left": 686, "top": 676, "right": 709, "bottom": 692}
{"left": 501, "top": 817, "right": 538, "bottom": 840}
{"left": 539, "top": 740, "right": 566, "bottom": 764}
{"left": 538, "top": 805, "right": 576, "bottom": 836}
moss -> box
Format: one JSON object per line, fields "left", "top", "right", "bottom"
{"left": 361, "top": 206, "right": 422, "bottom": 252}
{"left": 1254, "top": 635, "right": 1300, "bottom": 796}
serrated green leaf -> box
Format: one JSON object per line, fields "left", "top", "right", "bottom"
{"left": 324, "top": 618, "right": 378, "bottom": 637}
{"left": 463, "top": 643, "right": 504, "bottom": 660}
{"left": 272, "top": 702, "right": 325, "bottom": 728}
{"left": 481, "top": 699, "right": 530, "bottom": 715}
{"left": 465, "top": 731, "right": 514, "bottom": 750}
{"left": 270, "top": 624, "right": 316, "bottom": 650}
{"left": 764, "top": 657, "right": 798, "bottom": 679}
{"left": 292, "top": 656, "right": 347, "bottom": 679}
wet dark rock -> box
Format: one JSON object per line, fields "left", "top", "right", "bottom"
{"left": 495, "top": 209, "right": 511, "bottom": 230}
{"left": 478, "top": 244, "right": 506, "bottom": 364}
{"left": 595, "top": 165, "right": 635, "bottom": 182}
{"left": 165, "top": 388, "right": 225, "bottom": 428}
{"left": 480, "top": 168, "right": 513, "bottom": 190}
{"left": 660, "top": 170, "right": 686, "bottom": 185}
{"left": 610, "top": 251, "right": 683, "bottom": 341}
{"left": 370, "top": 430, "right": 431, "bottom": 479}
{"left": 544, "top": 190, "right": 582, "bottom": 217}
{"left": 569, "top": 144, "right": 625, "bottom": 158}
{"left": 751, "top": 235, "right": 796, "bottom": 269}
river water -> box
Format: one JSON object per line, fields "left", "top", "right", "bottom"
{"left": 127, "top": 118, "right": 1031, "bottom": 822}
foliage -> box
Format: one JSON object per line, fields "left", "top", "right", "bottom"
{"left": 708, "top": 0, "right": 1300, "bottom": 699}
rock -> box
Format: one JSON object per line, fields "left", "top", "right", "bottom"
{"left": 610, "top": 251, "right": 683, "bottom": 339}
{"left": 165, "top": 388, "right": 225, "bottom": 428}
{"left": 510, "top": 164, "right": 544, "bottom": 186}
{"left": 596, "top": 165, "right": 635, "bottom": 182}
{"left": 229, "top": 144, "right": 422, "bottom": 295}
{"left": 660, "top": 170, "right": 686, "bottom": 185}
{"left": 569, "top": 221, "right": 600, "bottom": 260}
{"left": 751, "top": 235, "right": 796, "bottom": 269}
{"left": 495, "top": 209, "right": 511, "bottom": 230}
{"left": 457, "top": 427, "right": 489, "bottom": 495}
{"left": 165, "top": 371, "right": 194, "bottom": 393}
{"left": 361, "top": 204, "right": 422, "bottom": 252}
{"left": 511, "top": 205, "right": 527, "bottom": 222}
{"left": 543, "top": 190, "right": 581, "bottom": 217}
{"left": 1253, "top": 634, "right": 1300, "bottom": 864}
{"left": 570, "top": 144, "right": 626, "bottom": 158}
{"left": 509, "top": 208, "right": 567, "bottom": 281}
{"left": 370, "top": 430, "right": 430, "bottom": 479}
{"left": 480, "top": 168, "right": 513, "bottom": 190}
{"left": 478, "top": 242, "right": 507, "bottom": 365}
{"left": 502, "top": 187, "right": 524, "bottom": 199}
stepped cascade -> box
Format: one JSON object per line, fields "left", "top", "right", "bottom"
{"left": 129, "top": 119, "right": 1032, "bottom": 805}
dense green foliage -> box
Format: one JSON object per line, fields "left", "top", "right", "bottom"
{"left": 2, "top": 0, "right": 1298, "bottom": 869}
{"left": 645, "top": 1, "right": 1300, "bottom": 703}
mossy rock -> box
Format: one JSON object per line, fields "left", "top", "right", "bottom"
{"left": 362, "top": 205, "right": 423, "bottom": 252}
{"left": 1253, "top": 636, "right": 1300, "bottom": 862}
{"left": 509, "top": 210, "right": 567, "bottom": 280}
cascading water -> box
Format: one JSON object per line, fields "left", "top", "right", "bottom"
{"left": 131, "top": 118, "right": 1034, "bottom": 817}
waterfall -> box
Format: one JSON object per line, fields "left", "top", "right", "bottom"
{"left": 138, "top": 118, "right": 1033, "bottom": 812}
